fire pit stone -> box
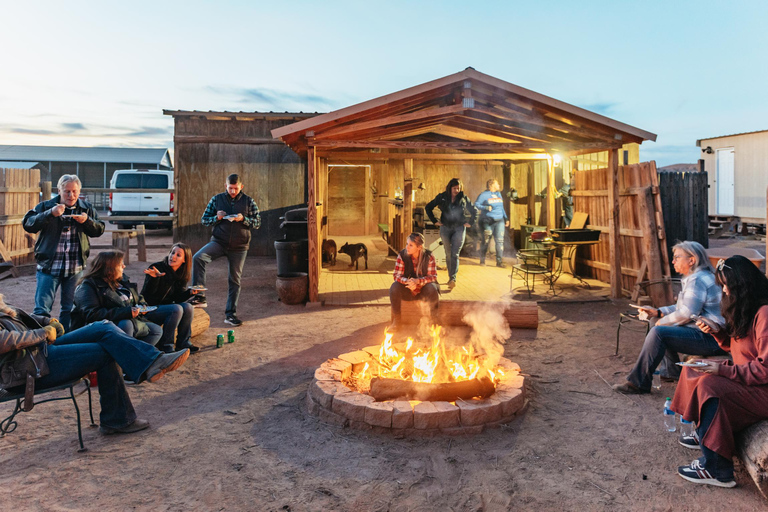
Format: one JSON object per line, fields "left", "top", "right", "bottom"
{"left": 392, "top": 401, "right": 415, "bottom": 429}
{"left": 365, "top": 401, "right": 394, "bottom": 428}
{"left": 332, "top": 392, "right": 374, "bottom": 422}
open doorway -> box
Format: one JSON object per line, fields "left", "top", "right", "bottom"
{"left": 327, "top": 165, "right": 369, "bottom": 236}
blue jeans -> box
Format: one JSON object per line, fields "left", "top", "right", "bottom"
{"left": 193, "top": 241, "right": 248, "bottom": 316}
{"left": 142, "top": 304, "right": 187, "bottom": 351}
{"left": 626, "top": 325, "right": 726, "bottom": 390}
{"left": 480, "top": 218, "right": 505, "bottom": 264}
{"left": 34, "top": 270, "right": 82, "bottom": 332}
{"left": 117, "top": 319, "right": 162, "bottom": 347}
{"left": 38, "top": 321, "right": 161, "bottom": 428}
{"left": 440, "top": 225, "right": 466, "bottom": 282}
{"left": 697, "top": 398, "right": 734, "bottom": 480}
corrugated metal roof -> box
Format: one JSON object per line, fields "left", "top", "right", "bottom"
{"left": 697, "top": 128, "right": 768, "bottom": 144}
{"left": 0, "top": 145, "right": 172, "bottom": 167}
{"left": 0, "top": 161, "right": 43, "bottom": 169}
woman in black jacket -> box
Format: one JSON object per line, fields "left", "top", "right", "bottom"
{"left": 141, "top": 243, "right": 199, "bottom": 353}
{"left": 425, "top": 178, "right": 476, "bottom": 289}
{"left": 73, "top": 251, "right": 183, "bottom": 352}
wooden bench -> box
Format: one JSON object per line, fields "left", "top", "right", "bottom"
{"left": 401, "top": 300, "right": 538, "bottom": 329}
{"left": 0, "top": 377, "right": 95, "bottom": 452}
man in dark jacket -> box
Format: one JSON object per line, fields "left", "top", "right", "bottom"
{"left": 0, "top": 294, "right": 189, "bottom": 435}
{"left": 190, "top": 174, "right": 260, "bottom": 326}
{"left": 23, "top": 175, "right": 105, "bottom": 331}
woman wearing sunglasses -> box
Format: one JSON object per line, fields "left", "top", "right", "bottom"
{"left": 614, "top": 241, "right": 727, "bottom": 394}
{"left": 670, "top": 255, "right": 768, "bottom": 487}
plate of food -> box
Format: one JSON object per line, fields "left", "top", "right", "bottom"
{"left": 189, "top": 285, "right": 207, "bottom": 291}
{"left": 224, "top": 214, "right": 238, "bottom": 220}
{"left": 137, "top": 305, "right": 158, "bottom": 314}
{"left": 676, "top": 361, "right": 709, "bottom": 368}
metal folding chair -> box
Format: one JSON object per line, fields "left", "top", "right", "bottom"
{"left": 511, "top": 247, "right": 557, "bottom": 298}
{"left": 616, "top": 278, "right": 682, "bottom": 355}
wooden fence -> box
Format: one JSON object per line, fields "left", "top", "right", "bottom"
{"left": 0, "top": 168, "right": 40, "bottom": 273}
{"left": 572, "top": 161, "right": 670, "bottom": 296}
{"left": 657, "top": 170, "right": 709, "bottom": 257}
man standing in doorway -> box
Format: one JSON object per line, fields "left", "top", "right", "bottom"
{"left": 189, "top": 174, "right": 260, "bottom": 327}
{"left": 475, "top": 178, "right": 509, "bottom": 268}
{"left": 23, "top": 174, "right": 105, "bottom": 331}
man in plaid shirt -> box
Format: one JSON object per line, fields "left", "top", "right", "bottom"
{"left": 388, "top": 232, "right": 439, "bottom": 332}
{"left": 190, "top": 174, "right": 260, "bottom": 327}
{"left": 23, "top": 175, "right": 104, "bottom": 331}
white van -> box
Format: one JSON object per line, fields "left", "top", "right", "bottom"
{"left": 108, "top": 169, "right": 174, "bottom": 229}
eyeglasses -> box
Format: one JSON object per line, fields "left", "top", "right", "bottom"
{"left": 672, "top": 254, "right": 691, "bottom": 261}
{"left": 716, "top": 259, "right": 731, "bottom": 272}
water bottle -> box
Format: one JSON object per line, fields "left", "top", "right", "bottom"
{"left": 663, "top": 397, "right": 676, "bottom": 432}
{"left": 681, "top": 419, "right": 693, "bottom": 437}
{"left": 652, "top": 371, "right": 661, "bottom": 390}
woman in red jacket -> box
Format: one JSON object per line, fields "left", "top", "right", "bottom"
{"left": 672, "top": 255, "right": 768, "bottom": 488}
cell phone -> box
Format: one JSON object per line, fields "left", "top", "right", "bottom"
{"left": 690, "top": 314, "right": 720, "bottom": 333}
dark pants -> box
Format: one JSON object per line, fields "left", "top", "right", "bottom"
{"left": 697, "top": 398, "right": 734, "bottom": 480}
{"left": 626, "top": 326, "right": 726, "bottom": 390}
{"left": 37, "top": 321, "right": 161, "bottom": 428}
{"left": 480, "top": 217, "right": 505, "bottom": 264}
{"left": 143, "top": 304, "right": 188, "bottom": 351}
{"left": 193, "top": 241, "right": 248, "bottom": 316}
{"left": 390, "top": 282, "right": 439, "bottom": 318}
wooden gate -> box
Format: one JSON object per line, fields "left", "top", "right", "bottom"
{"left": 0, "top": 168, "right": 41, "bottom": 277}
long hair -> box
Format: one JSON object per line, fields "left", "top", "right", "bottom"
{"left": 672, "top": 240, "right": 715, "bottom": 274}
{"left": 444, "top": 178, "right": 463, "bottom": 196}
{"left": 165, "top": 243, "right": 192, "bottom": 284}
{"left": 717, "top": 255, "right": 768, "bottom": 339}
{"left": 80, "top": 250, "right": 125, "bottom": 289}
{"left": 407, "top": 232, "right": 426, "bottom": 276}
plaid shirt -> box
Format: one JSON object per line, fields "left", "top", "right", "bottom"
{"left": 393, "top": 252, "right": 437, "bottom": 293}
{"left": 658, "top": 269, "right": 725, "bottom": 329}
{"left": 47, "top": 220, "right": 83, "bottom": 278}
{"left": 201, "top": 195, "right": 260, "bottom": 228}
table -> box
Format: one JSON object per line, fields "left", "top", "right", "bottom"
{"left": 550, "top": 240, "right": 599, "bottom": 287}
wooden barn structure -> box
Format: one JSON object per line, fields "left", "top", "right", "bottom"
{"left": 272, "top": 68, "right": 657, "bottom": 302}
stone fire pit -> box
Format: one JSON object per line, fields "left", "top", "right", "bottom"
{"left": 306, "top": 346, "right": 526, "bottom": 437}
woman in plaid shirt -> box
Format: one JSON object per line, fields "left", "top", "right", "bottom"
{"left": 614, "top": 241, "right": 727, "bottom": 394}
{"left": 388, "top": 233, "right": 439, "bottom": 332}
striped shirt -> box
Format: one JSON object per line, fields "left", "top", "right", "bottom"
{"left": 658, "top": 269, "right": 725, "bottom": 329}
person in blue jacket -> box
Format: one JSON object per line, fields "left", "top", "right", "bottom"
{"left": 475, "top": 178, "right": 509, "bottom": 268}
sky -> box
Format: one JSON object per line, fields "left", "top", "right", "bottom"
{"left": 2, "top": 0, "right": 767, "bottom": 167}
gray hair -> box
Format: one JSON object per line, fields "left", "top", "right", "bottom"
{"left": 672, "top": 240, "right": 714, "bottom": 274}
{"left": 57, "top": 174, "right": 81, "bottom": 191}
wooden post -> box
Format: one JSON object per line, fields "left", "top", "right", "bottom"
{"left": 547, "top": 158, "right": 556, "bottom": 230}
{"left": 307, "top": 146, "right": 319, "bottom": 303}
{"left": 41, "top": 181, "right": 52, "bottom": 201}
{"left": 649, "top": 161, "right": 671, "bottom": 277}
{"left": 403, "top": 158, "right": 413, "bottom": 247}
{"left": 112, "top": 231, "right": 131, "bottom": 265}
{"left": 608, "top": 148, "right": 621, "bottom": 298}
{"left": 638, "top": 186, "right": 666, "bottom": 304}
{"left": 136, "top": 224, "right": 147, "bottom": 262}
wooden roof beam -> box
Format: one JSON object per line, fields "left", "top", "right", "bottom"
{"left": 317, "top": 150, "right": 550, "bottom": 161}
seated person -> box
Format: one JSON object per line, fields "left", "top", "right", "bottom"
{"left": 0, "top": 294, "right": 189, "bottom": 435}
{"left": 141, "top": 243, "right": 200, "bottom": 353}
{"left": 73, "top": 250, "right": 183, "bottom": 353}
{"left": 388, "top": 232, "right": 439, "bottom": 332}
{"left": 672, "top": 256, "right": 768, "bottom": 488}
{"left": 614, "top": 241, "right": 727, "bottom": 394}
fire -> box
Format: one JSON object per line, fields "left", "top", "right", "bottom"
{"left": 352, "top": 326, "right": 503, "bottom": 392}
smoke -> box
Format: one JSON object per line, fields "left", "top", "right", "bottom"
{"left": 462, "top": 302, "right": 511, "bottom": 368}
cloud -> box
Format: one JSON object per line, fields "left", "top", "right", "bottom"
{"left": 124, "top": 126, "right": 173, "bottom": 137}
{"left": 205, "top": 85, "right": 337, "bottom": 111}
{"left": 579, "top": 101, "right": 619, "bottom": 116}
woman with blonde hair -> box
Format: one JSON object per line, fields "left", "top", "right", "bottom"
{"left": 388, "top": 232, "right": 439, "bottom": 332}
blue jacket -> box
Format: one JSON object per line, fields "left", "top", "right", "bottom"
{"left": 475, "top": 190, "right": 508, "bottom": 222}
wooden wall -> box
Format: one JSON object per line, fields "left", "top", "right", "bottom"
{"left": 0, "top": 168, "right": 40, "bottom": 266}
{"left": 658, "top": 170, "right": 709, "bottom": 253}
{"left": 172, "top": 116, "right": 310, "bottom": 256}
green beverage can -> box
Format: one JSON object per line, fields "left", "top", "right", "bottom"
{"left": 227, "top": 330, "right": 235, "bottom": 344}
{"left": 216, "top": 334, "right": 224, "bottom": 348}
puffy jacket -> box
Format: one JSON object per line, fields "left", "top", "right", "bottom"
{"left": 0, "top": 308, "right": 51, "bottom": 356}
{"left": 71, "top": 277, "right": 147, "bottom": 332}
{"left": 425, "top": 191, "right": 476, "bottom": 228}
{"left": 23, "top": 196, "right": 105, "bottom": 273}
{"left": 141, "top": 260, "right": 192, "bottom": 306}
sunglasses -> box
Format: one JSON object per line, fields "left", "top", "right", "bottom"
{"left": 716, "top": 259, "right": 731, "bottom": 272}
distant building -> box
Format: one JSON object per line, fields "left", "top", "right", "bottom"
{"left": 697, "top": 129, "right": 768, "bottom": 223}
{"left": 657, "top": 163, "right": 700, "bottom": 173}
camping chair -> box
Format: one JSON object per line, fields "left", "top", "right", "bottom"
{"left": 511, "top": 247, "right": 557, "bottom": 298}
{"left": 0, "top": 377, "right": 95, "bottom": 452}
{"left": 616, "top": 278, "right": 682, "bottom": 355}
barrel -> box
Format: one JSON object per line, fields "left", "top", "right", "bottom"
{"left": 274, "top": 239, "right": 308, "bottom": 275}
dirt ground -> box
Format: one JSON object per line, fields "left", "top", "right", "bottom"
{"left": 1, "top": 233, "right": 767, "bottom": 511}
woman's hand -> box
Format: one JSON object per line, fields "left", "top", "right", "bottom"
{"left": 435, "top": 221, "right": 442, "bottom": 227}
{"left": 695, "top": 320, "right": 713, "bottom": 334}
{"left": 636, "top": 307, "right": 659, "bottom": 321}
{"left": 131, "top": 306, "right": 141, "bottom": 318}
{"left": 189, "top": 288, "right": 200, "bottom": 295}
{"left": 463, "top": 223, "right": 472, "bottom": 228}
{"left": 144, "top": 266, "right": 165, "bottom": 278}
{"left": 692, "top": 360, "right": 720, "bottom": 374}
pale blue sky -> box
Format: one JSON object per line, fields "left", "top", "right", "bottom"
{"left": 2, "top": 0, "right": 766, "bottom": 166}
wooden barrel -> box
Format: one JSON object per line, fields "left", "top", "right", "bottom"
{"left": 190, "top": 308, "right": 210, "bottom": 338}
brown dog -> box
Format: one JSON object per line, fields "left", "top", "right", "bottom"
{"left": 322, "top": 239, "right": 337, "bottom": 266}
{"left": 339, "top": 242, "right": 368, "bottom": 270}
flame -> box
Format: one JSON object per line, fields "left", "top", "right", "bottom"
{"left": 362, "top": 325, "right": 501, "bottom": 385}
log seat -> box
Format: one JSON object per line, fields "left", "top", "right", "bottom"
{"left": 401, "top": 300, "right": 538, "bottom": 329}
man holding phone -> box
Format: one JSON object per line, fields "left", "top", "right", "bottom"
{"left": 23, "top": 174, "right": 104, "bottom": 331}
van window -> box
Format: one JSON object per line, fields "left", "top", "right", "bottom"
{"left": 115, "top": 174, "right": 142, "bottom": 188}
{"left": 143, "top": 174, "right": 169, "bottom": 189}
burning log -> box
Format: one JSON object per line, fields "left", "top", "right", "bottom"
{"left": 369, "top": 376, "right": 495, "bottom": 402}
